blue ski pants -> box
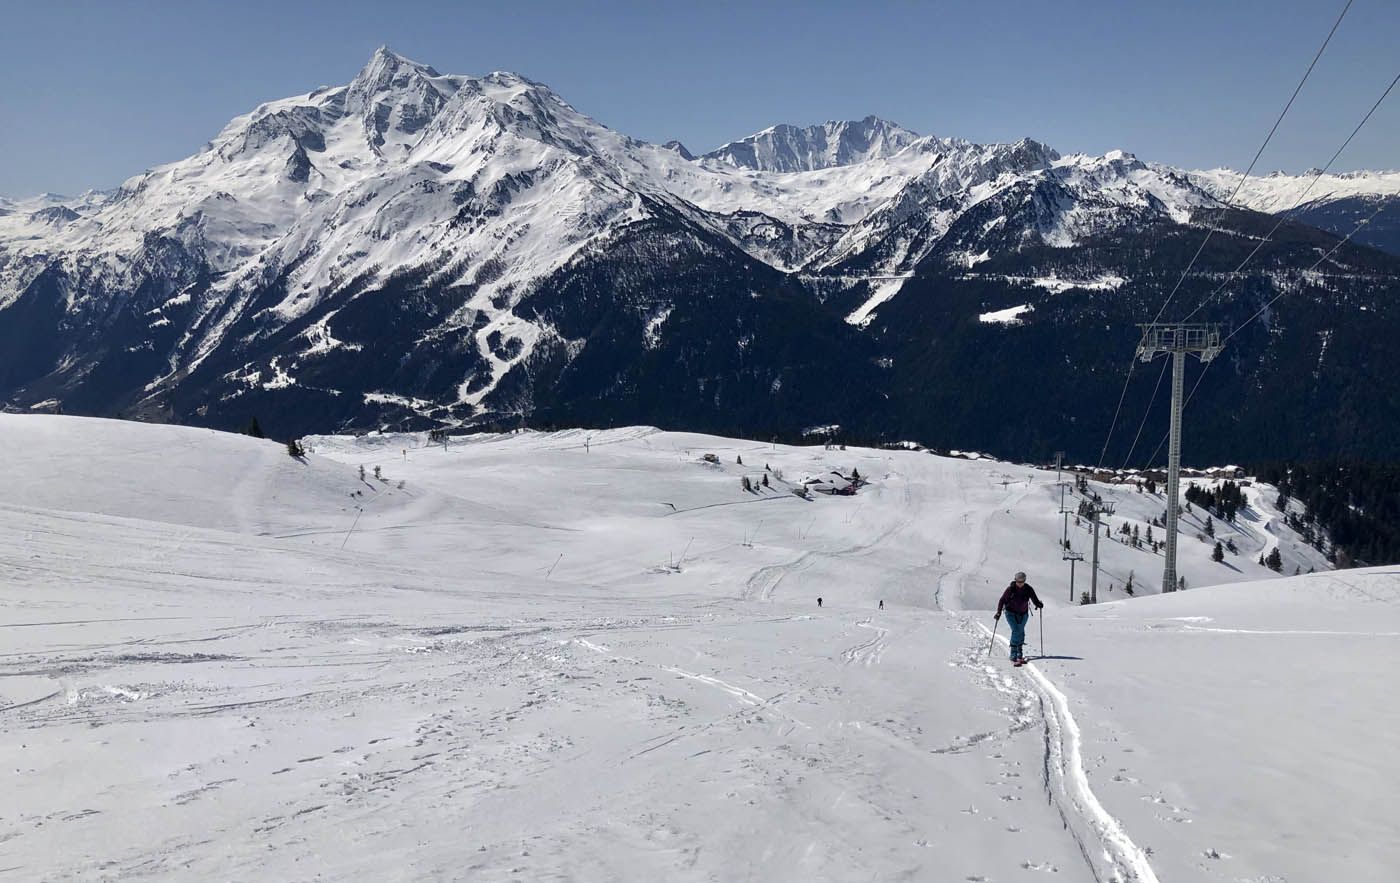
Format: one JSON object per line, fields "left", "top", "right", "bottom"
{"left": 1006, "top": 610, "right": 1029, "bottom": 660}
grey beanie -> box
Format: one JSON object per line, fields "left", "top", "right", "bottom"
{"left": 1014, "top": 571, "right": 1026, "bottom": 580}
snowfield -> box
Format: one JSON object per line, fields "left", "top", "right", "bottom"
{"left": 2, "top": 415, "right": 1395, "bottom": 881}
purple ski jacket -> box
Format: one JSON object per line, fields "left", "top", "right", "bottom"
{"left": 996, "top": 582, "right": 1044, "bottom": 617}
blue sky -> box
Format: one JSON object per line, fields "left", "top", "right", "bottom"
{"left": 0, "top": 0, "right": 1394, "bottom": 196}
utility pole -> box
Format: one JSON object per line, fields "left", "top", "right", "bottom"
{"left": 1087, "top": 500, "right": 1115, "bottom": 604}
{"left": 1063, "top": 550, "right": 1084, "bottom": 603}
{"left": 1135, "top": 324, "right": 1224, "bottom": 592}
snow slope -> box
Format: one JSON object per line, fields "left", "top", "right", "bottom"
{"left": 2, "top": 414, "right": 1393, "bottom": 881}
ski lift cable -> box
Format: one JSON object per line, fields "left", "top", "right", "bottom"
{"left": 1141, "top": 199, "right": 1388, "bottom": 467}
{"left": 1096, "top": 358, "right": 1138, "bottom": 469}
{"left": 1119, "top": 354, "right": 1172, "bottom": 471}
{"left": 1095, "top": 0, "right": 1352, "bottom": 469}
{"left": 1223, "top": 198, "right": 1390, "bottom": 345}
{"left": 1181, "top": 69, "right": 1400, "bottom": 322}
{"left": 1149, "top": 0, "right": 1353, "bottom": 328}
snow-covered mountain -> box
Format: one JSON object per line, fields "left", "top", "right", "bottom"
{"left": 701, "top": 115, "right": 921, "bottom": 172}
{"left": 0, "top": 48, "right": 1221, "bottom": 318}
{"left": 1188, "top": 167, "right": 1400, "bottom": 256}
{"left": 1188, "top": 167, "right": 1400, "bottom": 215}
{"left": 2, "top": 48, "right": 1398, "bottom": 463}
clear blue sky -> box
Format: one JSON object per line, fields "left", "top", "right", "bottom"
{"left": 1, "top": 0, "right": 1395, "bottom": 197}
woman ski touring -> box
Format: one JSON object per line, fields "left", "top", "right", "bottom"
{"left": 994, "top": 571, "right": 1043, "bottom": 666}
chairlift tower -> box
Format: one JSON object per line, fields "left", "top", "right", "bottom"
{"left": 1088, "top": 500, "right": 1115, "bottom": 604}
{"left": 1063, "top": 550, "right": 1085, "bottom": 604}
{"left": 1136, "top": 323, "right": 1224, "bottom": 593}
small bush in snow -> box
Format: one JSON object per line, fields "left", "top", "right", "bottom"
{"left": 286, "top": 438, "right": 305, "bottom": 458}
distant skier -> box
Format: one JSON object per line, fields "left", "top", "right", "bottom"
{"left": 878, "top": 599, "right": 884, "bottom": 611}
{"left": 817, "top": 597, "right": 823, "bottom": 608}
{"left": 994, "top": 571, "right": 1043, "bottom": 666}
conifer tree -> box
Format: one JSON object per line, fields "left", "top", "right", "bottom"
{"left": 1212, "top": 541, "right": 1224, "bottom": 563}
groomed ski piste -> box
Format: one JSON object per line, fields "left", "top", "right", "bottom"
{"left": 2, "top": 414, "right": 1394, "bottom": 881}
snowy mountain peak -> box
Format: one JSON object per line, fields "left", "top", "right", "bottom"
{"left": 662, "top": 140, "right": 695, "bottom": 161}
{"left": 344, "top": 47, "right": 458, "bottom": 155}
{"left": 703, "top": 115, "right": 921, "bottom": 172}
{"left": 352, "top": 46, "right": 443, "bottom": 91}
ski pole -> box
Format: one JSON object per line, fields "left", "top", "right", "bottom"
{"left": 1039, "top": 608, "right": 1045, "bottom": 659}
{"left": 988, "top": 617, "right": 999, "bottom": 655}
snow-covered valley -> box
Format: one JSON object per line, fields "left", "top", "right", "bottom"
{"left": 2, "top": 414, "right": 1395, "bottom": 881}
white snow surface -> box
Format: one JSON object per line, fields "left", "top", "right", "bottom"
{"left": 2, "top": 414, "right": 1394, "bottom": 881}
{"left": 979, "top": 304, "right": 1033, "bottom": 324}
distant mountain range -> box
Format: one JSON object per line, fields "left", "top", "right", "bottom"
{"left": 2, "top": 47, "right": 1398, "bottom": 463}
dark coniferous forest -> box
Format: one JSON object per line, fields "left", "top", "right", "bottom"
{"left": 1253, "top": 460, "right": 1400, "bottom": 567}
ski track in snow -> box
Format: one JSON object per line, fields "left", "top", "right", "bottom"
{"left": 840, "top": 618, "right": 887, "bottom": 666}
{"left": 980, "top": 622, "right": 1160, "bottom": 883}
